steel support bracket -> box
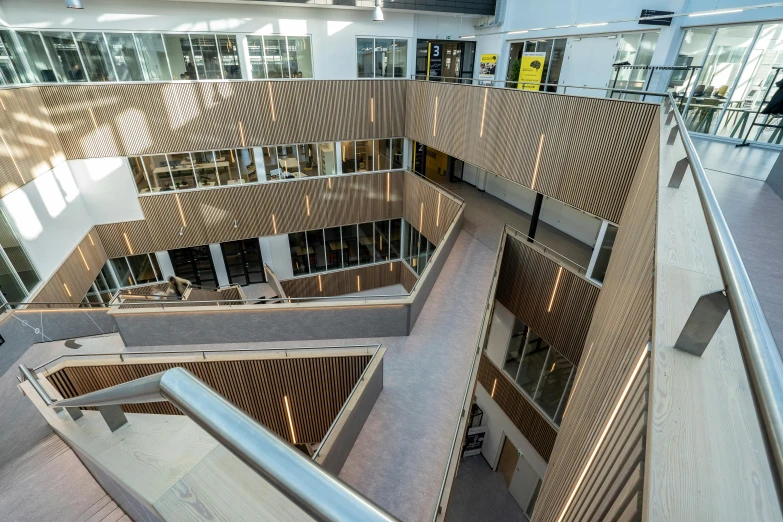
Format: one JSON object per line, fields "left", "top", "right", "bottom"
{"left": 673, "top": 290, "right": 730, "bottom": 356}
{"left": 666, "top": 110, "right": 676, "bottom": 126}
{"left": 65, "top": 407, "right": 83, "bottom": 421}
{"left": 98, "top": 405, "right": 128, "bottom": 432}
{"left": 667, "top": 124, "right": 680, "bottom": 145}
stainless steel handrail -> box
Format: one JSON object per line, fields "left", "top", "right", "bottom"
{"left": 19, "top": 365, "right": 55, "bottom": 406}
{"left": 504, "top": 225, "right": 590, "bottom": 275}
{"left": 54, "top": 367, "right": 397, "bottom": 522}
{"left": 665, "top": 93, "right": 783, "bottom": 486}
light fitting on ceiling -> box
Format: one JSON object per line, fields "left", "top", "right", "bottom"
{"left": 372, "top": 0, "right": 384, "bottom": 22}
{"left": 65, "top": 0, "right": 84, "bottom": 9}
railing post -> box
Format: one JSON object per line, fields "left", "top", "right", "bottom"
{"left": 98, "top": 405, "right": 128, "bottom": 432}
{"left": 673, "top": 290, "right": 730, "bottom": 356}
{"left": 667, "top": 124, "right": 680, "bottom": 145}
{"left": 668, "top": 157, "right": 690, "bottom": 188}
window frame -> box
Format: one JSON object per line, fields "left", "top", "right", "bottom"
{"left": 356, "top": 36, "right": 410, "bottom": 79}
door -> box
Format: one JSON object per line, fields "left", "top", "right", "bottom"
{"left": 220, "top": 239, "right": 265, "bottom": 286}
{"left": 509, "top": 454, "right": 542, "bottom": 515}
{"left": 169, "top": 245, "right": 218, "bottom": 288}
{"left": 496, "top": 436, "right": 520, "bottom": 487}
{"left": 558, "top": 36, "right": 619, "bottom": 97}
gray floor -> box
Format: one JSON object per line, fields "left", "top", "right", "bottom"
{"left": 692, "top": 135, "right": 779, "bottom": 181}
{"left": 447, "top": 455, "right": 528, "bottom": 522}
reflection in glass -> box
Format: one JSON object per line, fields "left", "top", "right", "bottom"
{"left": 358, "top": 223, "right": 374, "bottom": 264}
{"left": 318, "top": 143, "right": 337, "bottom": 176}
{"left": 142, "top": 155, "right": 174, "bottom": 192}
{"left": 164, "top": 34, "right": 197, "bottom": 80}
{"left": 264, "top": 36, "right": 288, "bottom": 78}
{"left": 192, "top": 151, "right": 219, "bottom": 186}
{"left": 236, "top": 148, "right": 258, "bottom": 183}
{"left": 287, "top": 36, "right": 312, "bottom": 78}
{"left": 374, "top": 221, "right": 389, "bottom": 261}
{"left": 0, "top": 211, "right": 39, "bottom": 292}
{"left": 591, "top": 224, "right": 618, "bottom": 284}
{"left": 129, "top": 157, "right": 151, "bottom": 193}
{"left": 306, "top": 230, "right": 327, "bottom": 272}
{"left": 218, "top": 35, "right": 241, "bottom": 79}
{"left": 375, "top": 38, "right": 394, "bottom": 78}
{"left": 392, "top": 138, "right": 404, "bottom": 168}
{"left": 110, "top": 258, "right": 134, "bottom": 287}
{"left": 416, "top": 231, "right": 428, "bottom": 275}
{"left": 166, "top": 153, "right": 197, "bottom": 190}
{"left": 375, "top": 139, "right": 391, "bottom": 170}
{"left": 341, "top": 225, "right": 359, "bottom": 267}
{"left": 289, "top": 232, "right": 309, "bottom": 275}
{"left": 357, "top": 38, "right": 374, "bottom": 78}
{"left": 74, "top": 33, "right": 115, "bottom": 82}
{"left": 534, "top": 349, "right": 574, "bottom": 419}
{"left": 517, "top": 332, "right": 550, "bottom": 394}
{"left": 126, "top": 253, "right": 158, "bottom": 284}
{"left": 298, "top": 144, "right": 318, "bottom": 177}
{"left": 392, "top": 39, "right": 408, "bottom": 78}
{"left": 40, "top": 32, "right": 82, "bottom": 82}
{"left": 324, "top": 227, "right": 343, "bottom": 269}
{"left": 17, "top": 32, "right": 55, "bottom": 82}
{"left": 390, "top": 219, "right": 402, "bottom": 259}
{"left": 502, "top": 317, "right": 529, "bottom": 379}
{"left": 0, "top": 30, "right": 28, "bottom": 84}
{"left": 135, "top": 33, "right": 171, "bottom": 81}
{"left": 105, "top": 33, "right": 144, "bottom": 81}
{"left": 191, "top": 34, "right": 222, "bottom": 79}
{"left": 247, "top": 36, "right": 266, "bottom": 79}
{"left": 356, "top": 140, "right": 371, "bottom": 172}
{"left": 341, "top": 141, "right": 356, "bottom": 173}
{"left": 264, "top": 147, "right": 280, "bottom": 180}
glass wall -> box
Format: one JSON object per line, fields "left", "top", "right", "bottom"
{"left": 674, "top": 22, "right": 783, "bottom": 143}
{"left": 1, "top": 29, "right": 313, "bottom": 84}
{"left": 288, "top": 218, "right": 403, "bottom": 276}
{"left": 499, "top": 321, "right": 576, "bottom": 426}
{"left": 357, "top": 37, "right": 408, "bottom": 78}
{"left": 246, "top": 35, "right": 313, "bottom": 79}
{"left": 402, "top": 221, "right": 434, "bottom": 276}
{"left": 609, "top": 31, "right": 660, "bottom": 97}
{"left": 129, "top": 138, "right": 404, "bottom": 194}
{"left": 506, "top": 38, "right": 567, "bottom": 91}
{"left": 109, "top": 253, "right": 163, "bottom": 287}
{"left": 0, "top": 209, "right": 40, "bottom": 305}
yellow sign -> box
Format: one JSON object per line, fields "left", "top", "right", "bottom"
{"left": 518, "top": 52, "right": 546, "bottom": 90}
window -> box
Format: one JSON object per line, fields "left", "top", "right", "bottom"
{"left": 390, "top": 218, "right": 402, "bottom": 259}
{"left": 167, "top": 153, "right": 197, "bottom": 190}
{"left": 108, "top": 254, "right": 163, "bottom": 287}
{"left": 358, "top": 222, "right": 374, "bottom": 264}
{"left": 341, "top": 225, "right": 359, "bottom": 267}
{"left": 289, "top": 232, "right": 309, "bottom": 276}
{"left": 0, "top": 210, "right": 40, "bottom": 295}
{"left": 500, "top": 326, "right": 576, "bottom": 426}
{"left": 306, "top": 230, "right": 327, "bottom": 272}
{"left": 18, "top": 31, "right": 56, "bottom": 82}
{"left": 40, "top": 32, "right": 83, "bottom": 82}
{"left": 357, "top": 37, "right": 408, "bottom": 78}
{"left": 264, "top": 36, "right": 288, "bottom": 78}
{"left": 218, "top": 35, "right": 241, "bottom": 79}
{"left": 610, "top": 32, "right": 660, "bottom": 98}
{"left": 402, "top": 220, "right": 434, "bottom": 275}
{"left": 374, "top": 220, "right": 390, "bottom": 261}
{"left": 506, "top": 38, "right": 567, "bottom": 91}
{"left": 135, "top": 33, "right": 171, "bottom": 81}
{"left": 287, "top": 36, "right": 313, "bottom": 78}
{"left": 105, "top": 33, "right": 144, "bottom": 81}
{"left": 589, "top": 223, "right": 618, "bottom": 284}
{"left": 0, "top": 30, "right": 29, "bottom": 84}
{"left": 164, "top": 34, "right": 196, "bottom": 80}
{"left": 73, "top": 32, "right": 115, "bottom": 82}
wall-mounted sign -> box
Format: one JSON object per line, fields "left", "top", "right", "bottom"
{"left": 639, "top": 9, "right": 673, "bottom": 26}
{"left": 479, "top": 53, "right": 498, "bottom": 86}
{"left": 517, "top": 52, "right": 547, "bottom": 90}
{"left": 462, "top": 426, "right": 487, "bottom": 457}
{"left": 427, "top": 43, "right": 443, "bottom": 80}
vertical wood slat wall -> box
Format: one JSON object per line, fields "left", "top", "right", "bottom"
{"left": 47, "top": 354, "right": 371, "bottom": 445}
{"left": 96, "top": 171, "right": 405, "bottom": 258}
{"left": 31, "top": 230, "right": 107, "bottom": 305}
{"left": 405, "top": 81, "right": 658, "bottom": 223}
{"left": 495, "top": 236, "right": 601, "bottom": 366}
{"left": 402, "top": 172, "right": 463, "bottom": 245}
{"left": 477, "top": 353, "right": 558, "bottom": 461}
{"left": 37, "top": 81, "right": 406, "bottom": 159}
{"left": 531, "top": 113, "right": 659, "bottom": 522}
{"left": 0, "top": 87, "right": 65, "bottom": 197}
{"left": 281, "top": 261, "right": 410, "bottom": 298}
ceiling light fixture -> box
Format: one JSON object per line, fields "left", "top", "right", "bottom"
{"left": 689, "top": 8, "right": 743, "bottom": 16}
{"left": 372, "top": 0, "right": 384, "bottom": 22}
{"left": 460, "top": 35, "right": 477, "bottom": 39}
{"left": 65, "top": 0, "right": 83, "bottom": 8}
{"left": 508, "top": 30, "right": 529, "bottom": 35}
{"left": 577, "top": 22, "right": 609, "bottom": 27}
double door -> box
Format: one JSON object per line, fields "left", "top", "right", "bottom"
{"left": 169, "top": 245, "right": 218, "bottom": 288}
{"left": 220, "top": 239, "right": 265, "bottom": 286}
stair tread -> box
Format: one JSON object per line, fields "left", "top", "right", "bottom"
{"left": 74, "top": 495, "right": 112, "bottom": 522}
{"left": 100, "top": 506, "right": 126, "bottom": 522}
{"left": 86, "top": 499, "right": 118, "bottom": 522}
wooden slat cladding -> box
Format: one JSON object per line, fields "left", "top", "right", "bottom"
{"left": 531, "top": 114, "right": 658, "bottom": 522}
{"left": 403, "top": 172, "right": 462, "bottom": 245}
{"left": 37, "top": 80, "right": 406, "bottom": 159}
{"left": 0, "top": 87, "right": 65, "bottom": 197}
{"left": 47, "top": 354, "right": 371, "bottom": 445}
{"left": 495, "top": 236, "right": 600, "bottom": 366}
{"left": 405, "top": 81, "right": 657, "bottom": 223}
{"left": 96, "top": 171, "right": 404, "bottom": 258}
{"left": 399, "top": 263, "right": 418, "bottom": 293}
{"left": 31, "top": 230, "right": 107, "bottom": 304}
{"left": 281, "top": 261, "right": 408, "bottom": 298}
{"left": 477, "top": 353, "right": 558, "bottom": 461}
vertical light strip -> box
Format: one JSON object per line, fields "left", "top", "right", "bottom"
{"left": 531, "top": 134, "right": 544, "bottom": 190}
{"left": 87, "top": 233, "right": 94, "bottom": 246}
{"left": 357, "top": 275, "right": 361, "bottom": 292}
{"left": 238, "top": 120, "right": 246, "bottom": 147}
{"left": 479, "top": 89, "right": 488, "bottom": 137}
{"left": 305, "top": 195, "right": 311, "bottom": 216}
{"left": 268, "top": 82, "right": 277, "bottom": 121}
{"left": 370, "top": 97, "right": 375, "bottom": 123}
{"left": 491, "top": 378, "right": 497, "bottom": 398}
{"left": 123, "top": 233, "right": 134, "bottom": 255}
{"left": 433, "top": 97, "right": 439, "bottom": 136}
{"left": 420, "top": 202, "right": 424, "bottom": 228}
{"left": 283, "top": 396, "right": 297, "bottom": 444}
{"left": 0, "top": 95, "right": 6, "bottom": 111}
{"left": 88, "top": 107, "right": 98, "bottom": 131}
{"left": 78, "top": 247, "right": 89, "bottom": 271}
{"left": 271, "top": 214, "right": 278, "bottom": 234}
{"left": 174, "top": 194, "right": 187, "bottom": 227}
{"left": 0, "top": 131, "right": 24, "bottom": 184}
{"left": 328, "top": 177, "right": 332, "bottom": 189}
{"left": 436, "top": 193, "right": 442, "bottom": 227}
{"left": 386, "top": 172, "right": 390, "bottom": 202}
{"left": 390, "top": 263, "right": 393, "bottom": 272}
{"left": 556, "top": 349, "right": 649, "bottom": 522}
{"left": 318, "top": 274, "right": 323, "bottom": 292}
{"left": 547, "top": 267, "right": 563, "bottom": 312}
{"left": 63, "top": 283, "right": 72, "bottom": 297}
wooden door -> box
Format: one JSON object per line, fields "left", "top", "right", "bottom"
{"left": 497, "top": 436, "right": 520, "bottom": 488}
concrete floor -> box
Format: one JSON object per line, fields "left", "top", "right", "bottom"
{"left": 447, "top": 455, "right": 528, "bottom": 522}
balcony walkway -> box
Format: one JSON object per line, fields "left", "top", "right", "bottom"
{"left": 0, "top": 180, "right": 594, "bottom": 521}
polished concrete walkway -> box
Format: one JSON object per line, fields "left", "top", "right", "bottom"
{"left": 447, "top": 455, "right": 528, "bottom": 522}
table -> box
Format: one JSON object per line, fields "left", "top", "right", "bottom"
{"left": 278, "top": 157, "right": 299, "bottom": 171}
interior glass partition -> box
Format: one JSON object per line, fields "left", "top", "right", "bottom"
{"left": 73, "top": 33, "right": 115, "bottom": 82}
{"left": 17, "top": 31, "right": 56, "bottom": 82}
{"left": 40, "top": 32, "right": 83, "bottom": 82}
{"left": 0, "top": 30, "right": 28, "bottom": 84}
{"left": 506, "top": 38, "right": 567, "bottom": 91}
{"left": 164, "top": 34, "right": 197, "bottom": 80}
{"left": 105, "top": 33, "right": 144, "bottom": 81}
{"left": 135, "top": 33, "right": 170, "bottom": 81}
{"left": 218, "top": 35, "right": 241, "bottom": 79}
{"left": 357, "top": 37, "right": 408, "bottom": 78}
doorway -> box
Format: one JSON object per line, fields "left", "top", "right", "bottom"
{"left": 558, "top": 35, "right": 620, "bottom": 97}
{"left": 169, "top": 245, "right": 218, "bottom": 287}
{"left": 496, "top": 435, "right": 543, "bottom": 519}
{"left": 220, "top": 239, "right": 265, "bottom": 286}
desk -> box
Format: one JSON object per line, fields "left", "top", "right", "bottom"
{"left": 153, "top": 161, "right": 229, "bottom": 176}
{"left": 278, "top": 157, "right": 299, "bottom": 171}
{"left": 328, "top": 240, "right": 348, "bottom": 265}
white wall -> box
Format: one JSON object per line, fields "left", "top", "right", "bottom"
{"left": 342, "top": 283, "right": 406, "bottom": 297}
{"left": 486, "top": 300, "right": 515, "bottom": 369}
{"left": 68, "top": 157, "right": 144, "bottom": 224}
{"left": 475, "top": 384, "right": 548, "bottom": 479}
{"left": 209, "top": 243, "right": 230, "bottom": 287}
{"left": 0, "top": 163, "right": 93, "bottom": 280}
{"left": 540, "top": 197, "right": 602, "bottom": 247}
{"left": 155, "top": 251, "right": 175, "bottom": 280}
{"left": 0, "top": 0, "right": 479, "bottom": 80}
{"left": 259, "top": 234, "right": 294, "bottom": 279}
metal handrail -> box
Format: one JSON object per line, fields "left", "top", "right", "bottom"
{"left": 665, "top": 93, "right": 783, "bottom": 488}
{"left": 54, "top": 367, "right": 397, "bottom": 522}
{"left": 504, "top": 225, "right": 590, "bottom": 276}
